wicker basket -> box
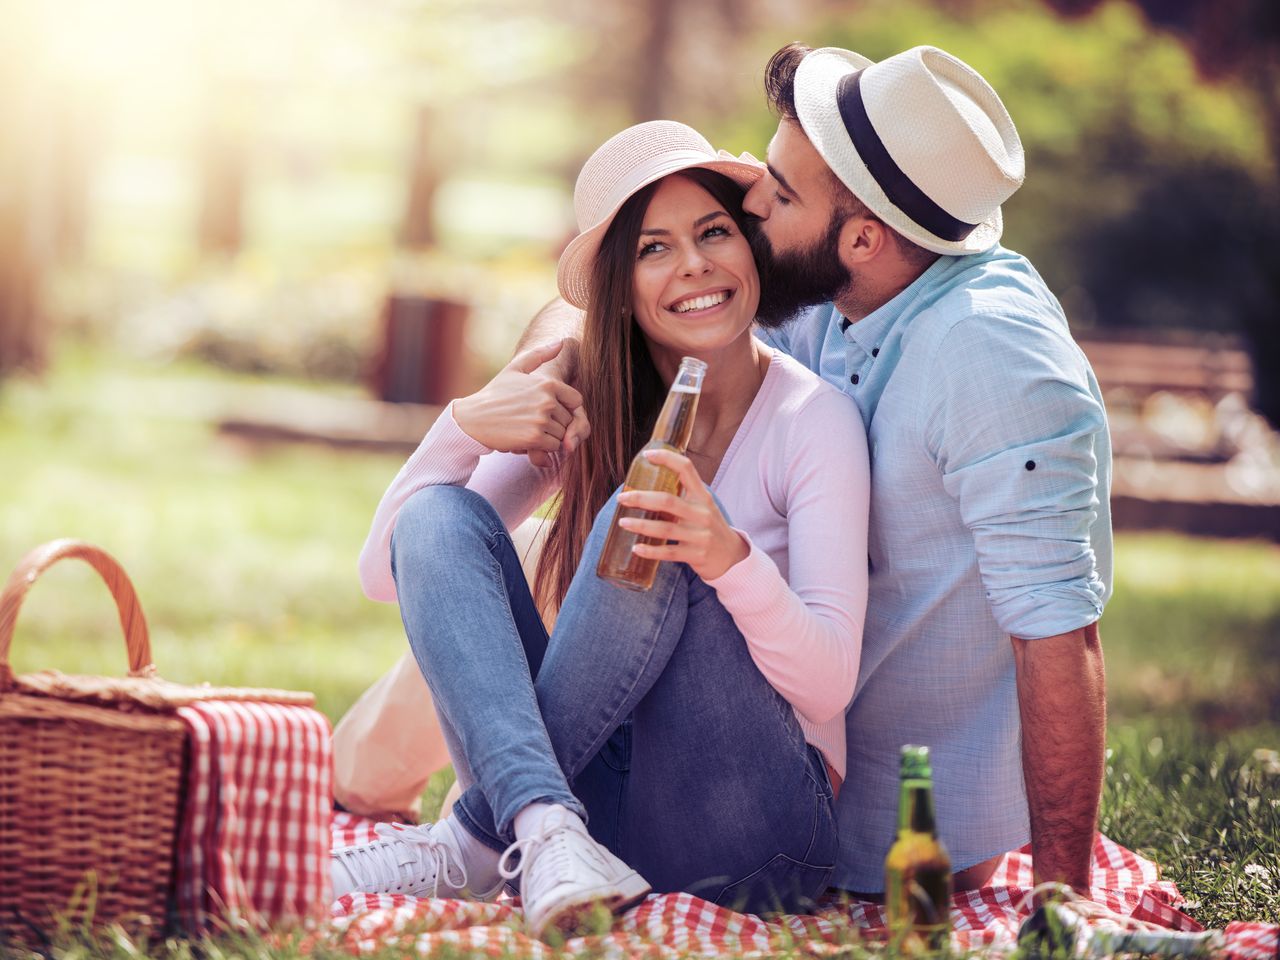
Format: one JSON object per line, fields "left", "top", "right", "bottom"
{"left": 0, "top": 540, "right": 316, "bottom": 944}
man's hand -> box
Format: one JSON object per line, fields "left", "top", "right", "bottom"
{"left": 453, "top": 340, "right": 587, "bottom": 456}
{"left": 1012, "top": 621, "right": 1106, "bottom": 897}
{"left": 515, "top": 298, "right": 588, "bottom": 468}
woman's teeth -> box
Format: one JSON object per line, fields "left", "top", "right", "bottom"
{"left": 672, "top": 290, "right": 729, "bottom": 313}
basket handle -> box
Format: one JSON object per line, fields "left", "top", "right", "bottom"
{"left": 0, "top": 539, "right": 156, "bottom": 690}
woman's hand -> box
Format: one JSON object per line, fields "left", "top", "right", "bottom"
{"left": 453, "top": 340, "right": 590, "bottom": 457}
{"left": 616, "top": 449, "right": 749, "bottom": 581}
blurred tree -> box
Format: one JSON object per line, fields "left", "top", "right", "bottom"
{"left": 197, "top": 121, "right": 248, "bottom": 257}
{"left": 0, "top": 6, "right": 49, "bottom": 380}
{"left": 1042, "top": 0, "right": 1280, "bottom": 426}
{"left": 1044, "top": 0, "right": 1280, "bottom": 173}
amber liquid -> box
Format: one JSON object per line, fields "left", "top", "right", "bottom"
{"left": 885, "top": 785, "right": 953, "bottom": 952}
{"left": 597, "top": 383, "right": 700, "bottom": 590}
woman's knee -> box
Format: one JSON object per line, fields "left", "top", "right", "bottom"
{"left": 392, "top": 486, "right": 500, "bottom": 573}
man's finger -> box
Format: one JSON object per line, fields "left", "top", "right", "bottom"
{"left": 563, "top": 405, "right": 590, "bottom": 452}
{"left": 509, "top": 339, "right": 564, "bottom": 374}
{"left": 546, "top": 404, "right": 574, "bottom": 429}
{"left": 549, "top": 379, "right": 584, "bottom": 411}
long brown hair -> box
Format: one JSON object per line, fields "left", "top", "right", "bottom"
{"left": 534, "top": 168, "right": 750, "bottom": 615}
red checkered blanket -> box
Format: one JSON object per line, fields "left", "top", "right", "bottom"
{"left": 331, "top": 813, "right": 1277, "bottom": 958}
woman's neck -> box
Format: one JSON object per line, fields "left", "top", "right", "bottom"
{"left": 649, "top": 333, "right": 770, "bottom": 478}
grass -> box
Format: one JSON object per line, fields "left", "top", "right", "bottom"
{"left": 0, "top": 344, "right": 1277, "bottom": 954}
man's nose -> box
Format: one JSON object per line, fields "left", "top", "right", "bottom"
{"left": 742, "top": 178, "right": 769, "bottom": 219}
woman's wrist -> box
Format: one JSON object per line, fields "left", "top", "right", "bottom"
{"left": 704, "top": 529, "right": 750, "bottom": 581}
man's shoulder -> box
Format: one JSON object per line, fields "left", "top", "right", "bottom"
{"left": 905, "top": 247, "right": 1076, "bottom": 356}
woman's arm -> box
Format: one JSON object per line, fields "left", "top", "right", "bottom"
{"left": 708, "top": 389, "right": 869, "bottom": 725}
{"left": 356, "top": 406, "right": 560, "bottom": 602}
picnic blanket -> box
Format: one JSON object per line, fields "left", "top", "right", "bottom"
{"left": 330, "top": 813, "right": 1277, "bottom": 958}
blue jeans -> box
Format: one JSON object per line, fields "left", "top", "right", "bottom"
{"left": 390, "top": 484, "right": 838, "bottom": 914}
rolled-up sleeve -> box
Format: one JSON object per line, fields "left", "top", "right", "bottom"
{"left": 924, "top": 311, "right": 1109, "bottom": 640}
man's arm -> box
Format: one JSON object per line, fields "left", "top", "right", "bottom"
{"left": 516, "top": 297, "right": 584, "bottom": 352}
{"left": 1012, "top": 621, "right": 1106, "bottom": 895}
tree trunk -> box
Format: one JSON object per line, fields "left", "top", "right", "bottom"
{"left": 197, "top": 122, "right": 247, "bottom": 257}
{"left": 398, "top": 104, "right": 439, "bottom": 249}
{"left": 631, "top": 0, "right": 677, "bottom": 121}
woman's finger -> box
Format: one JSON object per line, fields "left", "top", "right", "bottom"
{"left": 642, "top": 449, "right": 710, "bottom": 502}
{"left": 618, "top": 516, "right": 694, "bottom": 542}
{"left": 616, "top": 490, "right": 694, "bottom": 519}
{"left": 631, "top": 542, "right": 694, "bottom": 562}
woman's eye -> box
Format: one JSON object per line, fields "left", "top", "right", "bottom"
{"left": 701, "top": 225, "right": 730, "bottom": 240}
{"left": 638, "top": 241, "right": 664, "bottom": 258}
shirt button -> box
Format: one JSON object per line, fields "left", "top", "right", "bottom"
{"left": 850, "top": 373, "right": 860, "bottom": 385}
{"left": 1025, "top": 460, "right": 1036, "bottom": 471}
{"left": 871, "top": 348, "right": 880, "bottom": 357}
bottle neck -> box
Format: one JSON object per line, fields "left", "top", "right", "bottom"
{"left": 898, "top": 779, "right": 937, "bottom": 835}
{"left": 650, "top": 385, "right": 699, "bottom": 452}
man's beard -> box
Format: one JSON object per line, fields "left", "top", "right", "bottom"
{"left": 746, "top": 213, "right": 853, "bottom": 330}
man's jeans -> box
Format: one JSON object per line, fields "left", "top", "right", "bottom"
{"left": 390, "top": 484, "right": 837, "bottom": 914}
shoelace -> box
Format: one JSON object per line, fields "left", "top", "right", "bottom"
{"left": 498, "top": 817, "right": 582, "bottom": 902}
{"left": 334, "top": 822, "right": 470, "bottom": 897}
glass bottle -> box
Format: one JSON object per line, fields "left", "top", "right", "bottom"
{"left": 885, "top": 744, "right": 953, "bottom": 952}
{"left": 597, "top": 356, "right": 707, "bottom": 590}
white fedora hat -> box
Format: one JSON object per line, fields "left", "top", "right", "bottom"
{"left": 557, "top": 120, "right": 764, "bottom": 309}
{"left": 793, "top": 45, "right": 1024, "bottom": 255}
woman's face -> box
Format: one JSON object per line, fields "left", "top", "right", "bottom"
{"left": 629, "top": 175, "right": 760, "bottom": 365}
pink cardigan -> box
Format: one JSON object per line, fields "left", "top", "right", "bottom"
{"left": 359, "top": 350, "right": 870, "bottom": 778}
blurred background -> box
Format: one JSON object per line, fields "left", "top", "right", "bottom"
{"left": 0, "top": 0, "right": 1278, "bottom": 915}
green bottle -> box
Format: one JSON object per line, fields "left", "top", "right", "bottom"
{"left": 884, "top": 745, "right": 952, "bottom": 952}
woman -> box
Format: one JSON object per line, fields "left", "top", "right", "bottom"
{"left": 332, "top": 122, "right": 870, "bottom": 936}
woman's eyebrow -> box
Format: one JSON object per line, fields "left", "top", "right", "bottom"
{"left": 640, "top": 210, "right": 729, "bottom": 236}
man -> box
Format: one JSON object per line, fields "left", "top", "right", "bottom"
{"left": 740, "top": 43, "right": 1111, "bottom": 898}
{"left": 523, "top": 42, "right": 1111, "bottom": 899}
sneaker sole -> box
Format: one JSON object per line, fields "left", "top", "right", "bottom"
{"left": 529, "top": 871, "right": 652, "bottom": 940}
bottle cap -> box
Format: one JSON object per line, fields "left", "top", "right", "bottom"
{"left": 900, "top": 744, "right": 932, "bottom": 779}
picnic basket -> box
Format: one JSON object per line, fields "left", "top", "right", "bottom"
{"left": 0, "top": 539, "right": 319, "bottom": 943}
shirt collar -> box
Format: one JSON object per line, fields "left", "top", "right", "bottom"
{"left": 840, "top": 254, "right": 955, "bottom": 352}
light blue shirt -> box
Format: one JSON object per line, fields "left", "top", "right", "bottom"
{"left": 758, "top": 245, "right": 1112, "bottom": 891}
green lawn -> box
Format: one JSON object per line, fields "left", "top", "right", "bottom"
{"left": 1, "top": 345, "right": 1277, "bottom": 945}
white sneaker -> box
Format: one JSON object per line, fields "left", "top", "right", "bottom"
{"left": 500, "top": 806, "right": 651, "bottom": 939}
{"left": 331, "top": 821, "right": 505, "bottom": 901}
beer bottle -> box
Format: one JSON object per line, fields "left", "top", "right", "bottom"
{"left": 597, "top": 356, "right": 707, "bottom": 590}
{"left": 885, "top": 744, "right": 953, "bottom": 952}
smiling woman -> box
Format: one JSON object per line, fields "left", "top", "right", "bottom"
{"left": 630, "top": 174, "right": 761, "bottom": 369}
{"left": 335, "top": 120, "right": 871, "bottom": 938}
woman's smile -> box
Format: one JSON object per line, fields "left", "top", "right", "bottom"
{"left": 666, "top": 288, "right": 735, "bottom": 317}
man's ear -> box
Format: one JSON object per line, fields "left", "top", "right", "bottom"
{"left": 837, "top": 214, "right": 889, "bottom": 270}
